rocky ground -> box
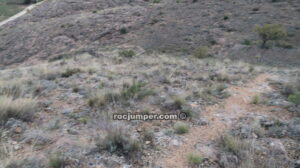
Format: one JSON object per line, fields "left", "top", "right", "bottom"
{"left": 0, "top": 0, "right": 299, "bottom": 66}
{"left": 0, "top": 46, "right": 299, "bottom": 168}
{"left": 0, "top": 0, "right": 299, "bottom": 168}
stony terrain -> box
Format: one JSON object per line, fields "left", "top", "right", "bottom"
{"left": 0, "top": 0, "right": 299, "bottom": 66}
{"left": 0, "top": 0, "right": 299, "bottom": 168}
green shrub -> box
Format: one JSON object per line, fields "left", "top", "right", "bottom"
{"left": 121, "top": 81, "right": 152, "bottom": 100}
{"left": 88, "top": 91, "right": 119, "bottom": 107}
{"left": 143, "top": 128, "right": 155, "bottom": 142}
{"left": 171, "top": 96, "right": 186, "bottom": 110}
{"left": 180, "top": 105, "right": 193, "bottom": 118}
{"left": 255, "top": 24, "right": 287, "bottom": 48}
{"left": 242, "top": 39, "right": 252, "bottom": 45}
{"left": 221, "top": 135, "right": 249, "bottom": 156}
{"left": 96, "top": 125, "right": 141, "bottom": 157}
{"left": 193, "top": 46, "right": 210, "bottom": 59}
{"left": 174, "top": 122, "right": 189, "bottom": 134}
{"left": 282, "top": 83, "right": 299, "bottom": 96}
{"left": 119, "top": 27, "right": 128, "bottom": 34}
{"left": 0, "top": 96, "right": 37, "bottom": 122}
{"left": 49, "top": 152, "right": 66, "bottom": 168}
{"left": 88, "top": 81, "right": 154, "bottom": 107}
{"left": 187, "top": 152, "right": 203, "bottom": 166}
{"left": 251, "top": 95, "right": 261, "bottom": 104}
{"left": 276, "top": 40, "right": 293, "bottom": 49}
{"left": 288, "top": 92, "right": 300, "bottom": 104}
{"left": 61, "top": 68, "right": 82, "bottom": 78}
{"left": 118, "top": 50, "right": 136, "bottom": 58}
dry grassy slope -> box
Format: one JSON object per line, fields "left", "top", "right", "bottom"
{"left": 0, "top": 0, "right": 299, "bottom": 66}
{"left": 0, "top": 48, "right": 267, "bottom": 167}
{"left": 0, "top": 48, "right": 298, "bottom": 167}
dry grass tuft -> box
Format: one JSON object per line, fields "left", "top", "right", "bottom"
{"left": 0, "top": 96, "right": 37, "bottom": 122}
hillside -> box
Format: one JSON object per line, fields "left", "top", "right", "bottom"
{"left": 0, "top": 0, "right": 299, "bottom": 168}
{"left": 0, "top": 0, "right": 299, "bottom": 66}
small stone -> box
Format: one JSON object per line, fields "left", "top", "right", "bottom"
{"left": 62, "top": 108, "right": 73, "bottom": 115}
{"left": 195, "top": 118, "right": 209, "bottom": 126}
{"left": 14, "top": 127, "right": 23, "bottom": 134}
{"left": 13, "top": 144, "right": 22, "bottom": 150}
{"left": 171, "top": 139, "right": 180, "bottom": 146}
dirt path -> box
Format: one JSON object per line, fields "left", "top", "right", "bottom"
{"left": 161, "top": 73, "right": 288, "bottom": 168}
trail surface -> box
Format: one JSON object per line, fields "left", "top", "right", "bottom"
{"left": 161, "top": 73, "right": 289, "bottom": 168}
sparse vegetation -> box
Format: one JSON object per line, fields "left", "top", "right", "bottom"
{"left": 0, "top": 96, "right": 37, "bottom": 122}
{"left": 251, "top": 94, "right": 261, "bottom": 104}
{"left": 0, "top": 0, "right": 299, "bottom": 167}
{"left": 119, "top": 27, "right": 128, "bottom": 34}
{"left": 118, "top": 50, "right": 136, "bottom": 58}
{"left": 143, "top": 128, "right": 155, "bottom": 142}
{"left": 96, "top": 124, "right": 141, "bottom": 158}
{"left": 200, "top": 83, "right": 230, "bottom": 104}
{"left": 88, "top": 81, "right": 154, "bottom": 107}
{"left": 193, "top": 46, "right": 210, "bottom": 59}
{"left": 281, "top": 82, "right": 299, "bottom": 96}
{"left": 171, "top": 95, "right": 186, "bottom": 110}
{"left": 220, "top": 134, "right": 249, "bottom": 156}
{"left": 49, "top": 152, "right": 66, "bottom": 168}
{"left": 255, "top": 24, "right": 287, "bottom": 48}
{"left": 0, "top": 80, "right": 24, "bottom": 98}
{"left": 275, "top": 82, "right": 300, "bottom": 104}
{"left": 187, "top": 152, "right": 203, "bottom": 166}
{"left": 241, "top": 39, "right": 252, "bottom": 46}
{"left": 61, "top": 68, "right": 82, "bottom": 78}
{"left": 174, "top": 122, "right": 189, "bottom": 134}
{"left": 288, "top": 92, "right": 300, "bottom": 104}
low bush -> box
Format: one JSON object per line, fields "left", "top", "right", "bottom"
{"left": 88, "top": 81, "right": 154, "bottom": 107}
{"left": 171, "top": 96, "right": 186, "bottom": 110}
{"left": 251, "top": 95, "right": 261, "bottom": 104}
{"left": 255, "top": 24, "right": 287, "bottom": 48}
{"left": 49, "top": 152, "right": 66, "bottom": 168}
{"left": 288, "top": 92, "right": 300, "bottom": 104}
{"left": 241, "top": 39, "right": 252, "bottom": 45}
{"left": 187, "top": 152, "right": 203, "bottom": 166}
{"left": 220, "top": 134, "right": 249, "bottom": 156}
{"left": 61, "top": 68, "right": 82, "bottom": 78}
{"left": 193, "top": 46, "right": 210, "bottom": 59}
{"left": 96, "top": 124, "right": 141, "bottom": 158}
{"left": 119, "top": 27, "right": 128, "bottom": 34}
{"left": 174, "top": 122, "right": 189, "bottom": 134}
{"left": 143, "top": 128, "right": 155, "bottom": 142}
{"left": 281, "top": 82, "right": 299, "bottom": 96}
{"left": 119, "top": 50, "right": 136, "bottom": 58}
{"left": 0, "top": 80, "right": 24, "bottom": 98}
{"left": 0, "top": 96, "right": 37, "bottom": 122}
